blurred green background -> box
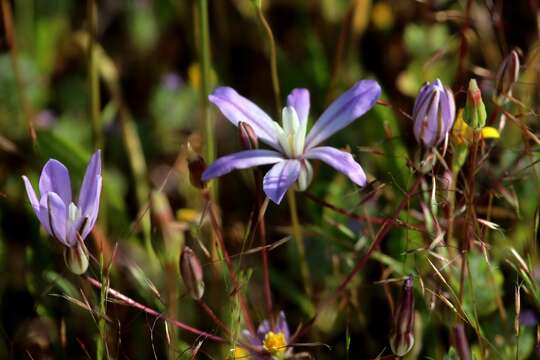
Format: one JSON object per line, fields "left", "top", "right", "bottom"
{"left": 1, "top": 0, "right": 540, "bottom": 359}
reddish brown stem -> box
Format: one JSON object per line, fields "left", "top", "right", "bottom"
{"left": 332, "top": 175, "right": 423, "bottom": 296}
{"left": 303, "top": 192, "right": 425, "bottom": 233}
{"left": 295, "top": 175, "right": 423, "bottom": 341}
{"left": 86, "top": 276, "right": 225, "bottom": 342}
{"left": 197, "top": 300, "right": 231, "bottom": 336}
{"left": 254, "top": 170, "right": 273, "bottom": 324}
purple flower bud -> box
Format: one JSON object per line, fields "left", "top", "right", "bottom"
{"left": 390, "top": 276, "right": 415, "bottom": 357}
{"left": 412, "top": 79, "right": 455, "bottom": 148}
{"left": 187, "top": 145, "right": 207, "bottom": 189}
{"left": 239, "top": 122, "right": 259, "bottom": 150}
{"left": 180, "top": 247, "right": 205, "bottom": 300}
{"left": 495, "top": 49, "right": 520, "bottom": 101}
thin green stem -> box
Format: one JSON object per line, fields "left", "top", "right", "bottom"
{"left": 88, "top": 0, "right": 102, "bottom": 150}
{"left": 96, "top": 254, "right": 107, "bottom": 360}
{"left": 287, "top": 190, "right": 312, "bottom": 297}
{"left": 196, "top": 0, "right": 215, "bottom": 186}
{"left": 256, "top": 5, "right": 281, "bottom": 115}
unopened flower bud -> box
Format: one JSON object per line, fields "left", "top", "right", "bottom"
{"left": 187, "top": 144, "right": 207, "bottom": 189}
{"left": 180, "top": 247, "right": 205, "bottom": 300}
{"left": 64, "top": 244, "right": 89, "bottom": 275}
{"left": 412, "top": 79, "right": 455, "bottom": 148}
{"left": 390, "top": 276, "right": 415, "bottom": 357}
{"left": 238, "top": 122, "right": 258, "bottom": 150}
{"left": 463, "top": 79, "right": 486, "bottom": 129}
{"left": 495, "top": 49, "right": 520, "bottom": 102}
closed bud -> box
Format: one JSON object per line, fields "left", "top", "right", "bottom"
{"left": 238, "top": 122, "right": 258, "bottom": 150}
{"left": 64, "top": 244, "right": 89, "bottom": 275}
{"left": 495, "top": 49, "right": 520, "bottom": 102}
{"left": 180, "top": 247, "right": 205, "bottom": 300}
{"left": 463, "top": 79, "right": 487, "bottom": 129}
{"left": 187, "top": 144, "right": 207, "bottom": 189}
{"left": 412, "top": 79, "right": 456, "bottom": 148}
{"left": 390, "top": 276, "right": 415, "bottom": 357}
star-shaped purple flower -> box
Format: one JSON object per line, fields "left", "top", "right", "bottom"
{"left": 242, "top": 311, "right": 292, "bottom": 359}
{"left": 202, "top": 80, "right": 381, "bottom": 204}
{"left": 22, "top": 150, "right": 102, "bottom": 248}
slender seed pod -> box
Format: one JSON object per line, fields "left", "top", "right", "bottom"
{"left": 495, "top": 49, "right": 520, "bottom": 102}
{"left": 390, "top": 276, "right": 415, "bottom": 357}
{"left": 180, "top": 247, "right": 205, "bottom": 300}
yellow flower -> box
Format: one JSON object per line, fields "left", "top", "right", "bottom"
{"left": 263, "top": 331, "right": 287, "bottom": 354}
{"left": 230, "top": 347, "right": 249, "bottom": 359}
{"left": 452, "top": 109, "right": 500, "bottom": 144}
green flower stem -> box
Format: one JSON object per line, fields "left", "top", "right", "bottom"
{"left": 255, "top": 3, "right": 281, "bottom": 115}
{"left": 196, "top": 0, "right": 216, "bottom": 198}
{"left": 96, "top": 254, "right": 108, "bottom": 360}
{"left": 287, "top": 190, "right": 312, "bottom": 297}
{"left": 88, "top": 0, "right": 102, "bottom": 150}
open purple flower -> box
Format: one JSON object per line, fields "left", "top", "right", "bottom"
{"left": 202, "top": 80, "right": 381, "bottom": 204}
{"left": 241, "top": 311, "right": 292, "bottom": 359}
{"left": 22, "top": 150, "right": 102, "bottom": 248}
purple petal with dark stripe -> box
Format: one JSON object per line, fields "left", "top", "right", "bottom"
{"left": 305, "top": 80, "right": 381, "bottom": 149}
{"left": 209, "top": 87, "right": 281, "bottom": 150}
{"left": 78, "top": 150, "right": 102, "bottom": 233}
{"left": 202, "top": 150, "right": 284, "bottom": 181}
{"left": 263, "top": 160, "right": 301, "bottom": 204}
{"left": 305, "top": 146, "right": 366, "bottom": 186}
{"left": 287, "top": 88, "right": 310, "bottom": 124}
{"left": 39, "top": 159, "right": 72, "bottom": 205}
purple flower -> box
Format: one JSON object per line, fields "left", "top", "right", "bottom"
{"left": 202, "top": 81, "right": 381, "bottom": 204}
{"left": 22, "top": 150, "right": 102, "bottom": 248}
{"left": 412, "top": 79, "right": 455, "bottom": 148}
{"left": 242, "top": 311, "right": 292, "bottom": 359}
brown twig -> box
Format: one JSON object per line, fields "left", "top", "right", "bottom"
{"left": 86, "top": 276, "right": 225, "bottom": 343}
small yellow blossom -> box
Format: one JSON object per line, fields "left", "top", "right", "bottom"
{"left": 230, "top": 347, "right": 249, "bottom": 359}
{"left": 452, "top": 109, "right": 500, "bottom": 144}
{"left": 263, "top": 331, "right": 287, "bottom": 354}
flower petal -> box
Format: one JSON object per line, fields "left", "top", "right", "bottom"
{"left": 39, "top": 159, "right": 72, "bottom": 205}
{"left": 80, "top": 176, "right": 102, "bottom": 240}
{"left": 440, "top": 87, "right": 456, "bottom": 134}
{"left": 287, "top": 88, "right": 310, "bottom": 124}
{"left": 40, "top": 192, "right": 68, "bottom": 246}
{"left": 78, "top": 150, "right": 102, "bottom": 228}
{"left": 305, "top": 146, "right": 366, "bottom": 186}
{"left": 67, "top": 215, "right": 87, "bottom": 247}
{"left": 263, "top": 160, "right": 301, "bottom": 204}
{"left": 209, "top": 87, "right": 281, "bottom": 149}
{"left": 305, "top": 80, "right": 381, "bottom": 149}
{"left": 275, "top": 311, "right": 290, "bottom": 341}
{"left": 22, "top": 176, "right": 39, "bottom": 213}
{"left": 202, "top": 150, "right": 284, "bottom": 181}
{"left": 257, "top": 319, "right": 272, "bottom": 339}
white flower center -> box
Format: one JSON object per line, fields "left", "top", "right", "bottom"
{"left": 275, "top": 106, "right": 307, "bottom": 158}
{"left": 68, "top": 202, "right": 82, "bottom": 229}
